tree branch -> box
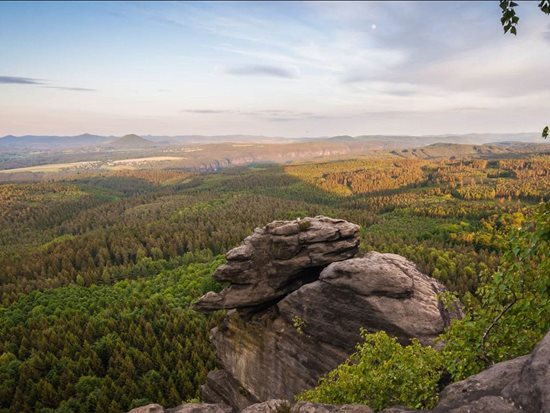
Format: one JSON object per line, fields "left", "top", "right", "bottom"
{"left": 480, "top": 299, "right": 517, "bottom": 365}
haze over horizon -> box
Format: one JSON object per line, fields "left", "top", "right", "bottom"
{"left": 1, "top": 1, "right": 549, "bottom": 137}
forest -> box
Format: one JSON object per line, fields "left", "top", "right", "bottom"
{"left": 1, "top": 152, "right": 549, "bottom": 412}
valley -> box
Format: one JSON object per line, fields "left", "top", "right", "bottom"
{"left": 0, "top": 146, "right": 548, "bottom": 412}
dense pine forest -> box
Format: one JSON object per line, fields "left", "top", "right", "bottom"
{"left": 1, "top": 153, "right": 550, "bottom": 412}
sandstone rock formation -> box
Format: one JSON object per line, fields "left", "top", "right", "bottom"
{"left": 194, "top": 216, "right": 458, "bottom": 409}
{"left": 195, "top": 216, "right": 360, "bottom": 312}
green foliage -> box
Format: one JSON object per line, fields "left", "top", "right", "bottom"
{"left": 0, "top": 258, "right": 224, "bottom": 413}
{"left": 500, "top": 0, "right": 519, "bottom": 35}
{"left": 298, "top": 330, "right": 444, "bottom": 412}
{"left": 441, "top": 202, "right": 550, "bottom": 380}
{"left": 1, "top": 155, "right": 549, "bottom": 412}
{"left": 539, "top": 0, "right": 550, "bottom": 14}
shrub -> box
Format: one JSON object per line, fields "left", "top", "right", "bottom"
{"left": 297, "top": 330, "right": 444, "bottom": 411}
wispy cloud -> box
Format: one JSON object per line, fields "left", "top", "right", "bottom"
{"left": 0, "top": 75, "right": 95, "bottom": 92}
{"left": 180, "top": 108, "right": 326, "bottom": 121}
{"left": 44, "top": 86, "right": 96, "bottom": 92}
{"left": 226, "top": 64, "right": 298, "bottom": 79}
{"left": 181, "top": 109, "right": 234, "bottom": 114}
{"left": 0, "top": 76, "right": 44, "bottom": 85}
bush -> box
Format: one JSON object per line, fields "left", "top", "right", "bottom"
{"left": 297, "top": 330, "right": 444, "bottom": 411}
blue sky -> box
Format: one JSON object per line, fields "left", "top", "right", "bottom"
{"left": 1, "top": 1, "right": 549, "bottom": 137}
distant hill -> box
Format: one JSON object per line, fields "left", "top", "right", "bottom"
{"left": 0, "top": 133, "right": 109, "bottom": 149}
{"left": 0, "top": 131, "right": 543, "bottom": 152}
{"left": 392, "top": 142, "right": 550, "bottom": 159}
{"left": 103, "top": 134, "right": 155, "bottom": 149}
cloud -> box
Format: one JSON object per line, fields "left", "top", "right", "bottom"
{"left": 44, "top": 86, "right": 96, "bottom": 92}
{"left": 180, "top": 108, "right": 326, "bottom": 121}
{"left": 0, "top": 76, "right": 44, "bottom": 85}
{"left": 181, "top": 109, "right": 234, "bottom": 114}
{"left": 254, "top": 110, "right": 330, "bottom": 122}
{"left": 226, "top": 64, "right": 298, "bottom": 78}
{"left": 0, "top": 75, "right": 95, "bottom": 92}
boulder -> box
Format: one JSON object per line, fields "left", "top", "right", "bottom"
{"left": 502, "top": 329, "right": 550, "bottom": 412}
{"left": 434, "top": 355, "right": 528, "bottom": 411}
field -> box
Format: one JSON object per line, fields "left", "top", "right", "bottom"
{"left": 1, "top": 151, "right": 549, "bottom": 412}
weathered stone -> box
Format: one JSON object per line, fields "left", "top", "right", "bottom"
{"left": 195, "top": 216, "right": 360, "bottom": 312}
{"left": 379, "top": 407, "right": 415, "bottom": 413}
{"left": 292, "top": 402, "right": 374, "bottom": 413}
{"left": 241, "top": 400, "right": 290, "bottom": 413}
{"left": 166, "top": 404, "right": 233, "bottom": 413}
{"left": 440, "top": 396, "right": 520, "bottom": 413}
{"left": 201, "top": 369, "right": 259, "bottom": 412}
{"left": 284, "top": 252, "right": 454, "bottom": 347}
{"left": 197, "top": 219, "right": 458, "bottom": 409}
{"left": 502, "top": 330, "right": 550, "bottom": 413}
{"left": 128, "top": 404, "right": 165, "bottom": 413}
{"left": 435, "top": 356, "right": 528, "bottom": 410}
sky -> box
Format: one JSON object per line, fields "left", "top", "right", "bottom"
{"left": 0, "top": 1, "right": 549, "bottom": 137}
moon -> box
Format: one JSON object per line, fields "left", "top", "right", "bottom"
{"left": 372, "top": 23, "right": 377, "bottom": 30}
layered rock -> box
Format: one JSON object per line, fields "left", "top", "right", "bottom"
{"left": 195, "top": 217, "right": 459, "bottom": 409}
{"left": 196, "top": 216, "right": 360, "bottom": 313}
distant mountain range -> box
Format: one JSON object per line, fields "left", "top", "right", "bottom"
{"left": 0, "top": 132, "right": 543, "bottom": 151}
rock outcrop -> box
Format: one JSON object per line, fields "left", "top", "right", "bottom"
{"left": 196, "top": 216, "right": 360, "bottom": 313}
{"left": 195, "top": 217, "right": 458, "bottom": 409}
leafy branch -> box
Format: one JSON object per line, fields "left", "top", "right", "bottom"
{"left": 499, "top": 1, "right": 549, "bottom": 138}
{"left": 499, "top": 1, "right": 519, "bottom": 35}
